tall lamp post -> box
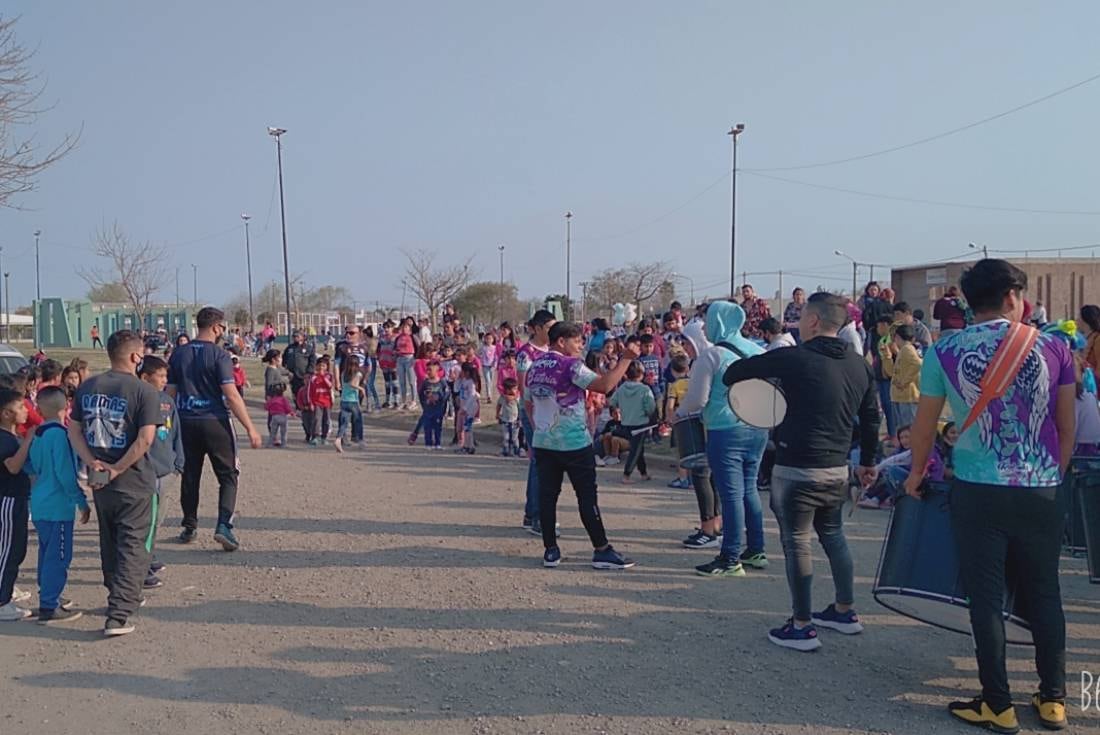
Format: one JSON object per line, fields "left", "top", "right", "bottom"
{"left": 579, "top": 281, "right": 589, "bottom": 324}
{"left": 671, "top": 272, "right": 696, "bottom": 306}
{"left": 498, "top": 243, "right": 505, "bottom": 323}
{"left": 728, "top": 123, "right": 746, "bottom": 297}
{"left": 564, "top": 211, "right": 573, "bottom": 321}
{"left": 192, "top": 264, "right": 198, "bottom": 306}
{"left": 268, "top": 126, "right": 292, "bottom": 336}
{"left": 969, "top": 241, "right": 989, "bottom": 258}
{"left": 4, "top": 272, "right": 10, "bottom": 343}
{"left": 241, "top": 213, "right": 255, "bottom": 332}
{"left": 33, "top": 229, "right": 41, "bottom": 348}
{"left": 834, "top": 249, "right": 859, "bottom": 301}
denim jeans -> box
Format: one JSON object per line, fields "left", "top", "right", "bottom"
{"left": 337, "top": 401, "right": 363, "bottom": 442}
{"left": 893, "top": 401, "right": 917, "bottom": 431}
{"left": 482, "top": 366, "right": 496, "bottom": 402}
{"left": 521, "top": 408, "right": 539, "bottom": 523}
{"left": 876, "top": 379, "right": 896, "bottom": 438}
{"left": 769, "top": 468, "right": 854, "bottom": 622}
{"left": 423, "top": 409, "right": 444, "bottom": 447}
{"left": 366, "top": 358, "right": 381, "bottom": 408}
{"left": 396, "top": 355, "right": 416, "bottom": 405}
{"left": 951, "top": 479, "right": 1065, "bottom": 708}
{"left": 706, "top": 424, "right": 767, "bottom": 560}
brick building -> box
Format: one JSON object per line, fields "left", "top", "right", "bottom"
{"left": 890, "top": 258, "right": 1100, "bottom": 322}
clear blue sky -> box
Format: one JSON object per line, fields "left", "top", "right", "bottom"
{"left": 3, "top": 1, "right": 1100, "bottom": 310}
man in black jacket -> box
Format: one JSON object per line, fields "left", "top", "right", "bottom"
{"left": 282, "top": 330, "right": 316, "bottom": 398}
{"left": 723, "top": 292, "right": 879, "bottom": 652}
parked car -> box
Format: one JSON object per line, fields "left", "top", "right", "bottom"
{"left": 0, "top": 343, "right": 29, "bottom": 376}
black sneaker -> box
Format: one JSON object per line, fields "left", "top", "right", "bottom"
{"left": 694, "top": 555, "right": 746, "bottom": 578}
{"left": 177, "top": 527, "right": 196, "bottom": 544}
{"left": 104, "top": 618, "right": 135, "bottom": 636}
{"left": 543, "top": 546, "right": 562, "bottom": 568}
{"left": 522, "top": 516, "right": 533, "bottom": 531}
{"left": 947, "top": 697, "right": 1019, "bottom": 734}
{"left": 37, "top": 607, "right": 83, "bottom": 625}
{"left": 682, "top": 531, "right": 721, "bottom": 549}
{"left": 149, "top": 560, "right": 166, "bottom": 574}
{"left": 143, "top": 573, "right": 164, "bottom": 589}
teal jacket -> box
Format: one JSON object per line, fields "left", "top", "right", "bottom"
{"left": 610, "top": 380, "right": 656, "bottom": 426}
{"left": 26, "top": 421, "right": 88, "bottom": 522}
{"left": 699, "top": 301, "right": 764, "bottom": 430}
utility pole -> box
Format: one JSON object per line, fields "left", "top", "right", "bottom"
{"left": 565, "top": 211, "right": 573, "bottom": 321}
{"left": 242, "top": 214, "right": 255, "bottom": 332}
{"left": 192, "top": 264, "right": 198, "bottom": 306}
{"left": 728, "top": 123, "right": 746, "bottom": 297}
{"left": 498, "top": 244, "right": 505, "bottom": 324}
{"left": 4, "top": 272, "right": 10, "bottom": 343}
{"left": 33, "top": 230, "right": 41, "bottom": 348}
{"left": 579, "top": 281, "right": 589, "bottom": 324}
{"left": 268, "top": 127, "right": 293, "bottom": 335}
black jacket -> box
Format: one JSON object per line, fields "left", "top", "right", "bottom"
{"left": 283, "top": 343, "right": 317, "bottom": 381}
{"left": 722, "top": 336, "right": 879, "bottom": 469}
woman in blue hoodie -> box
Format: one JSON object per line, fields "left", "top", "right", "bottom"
{"left": 675, "top": 301, "right": 768, "bottom": 577}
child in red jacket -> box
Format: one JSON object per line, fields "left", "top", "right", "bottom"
{"left": 305, "top": 356, "right": 334, "bottom": 446}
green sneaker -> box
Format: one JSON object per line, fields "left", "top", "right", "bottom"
{"left": 740, "top": 550, "right": 769, "bottom": 569}
{"left": 694, "top": 555, "right": 746, "bottom": 578}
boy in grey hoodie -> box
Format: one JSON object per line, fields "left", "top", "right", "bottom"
{"left": 139, "top": 357, "right": 185, "bottom": 588}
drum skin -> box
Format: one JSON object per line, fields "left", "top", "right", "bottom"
{"left": 673, "top": 416, "right": 707, "bottom": 470}
{"left": 727, "top": 378, "right": 787, "bottom": 429}
{"left": 873, "top": 482, "right": 1034, "bottom": 645}
{"left": 1069, "top": 457, "right": 1100, "bottom": 584}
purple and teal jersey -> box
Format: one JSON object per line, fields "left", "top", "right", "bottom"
{"left": 920, "top": 320, "right": 1073, "bottom": 487}
{"left": 525, "top": 351, "right": 598, "bottom": 451}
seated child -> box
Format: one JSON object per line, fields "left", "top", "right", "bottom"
{"left": 597, "top": 407, "right": 631, "bottom": 466}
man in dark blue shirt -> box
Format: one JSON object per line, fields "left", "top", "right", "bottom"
{"left": 168, "top": 307, "right": 262, "bottom": 551}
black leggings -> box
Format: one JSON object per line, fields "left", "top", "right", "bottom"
{"left": 535, "top": 447, "right": 608, "bottom": 550}
{"left": 952, "top": 479, "right": 1066, "bottom": 708}
{"left": 691, "top": 467, "right": 721, "bottom": 522}
{"left": 622, "top": 425, "right": 648, "bottom": 477}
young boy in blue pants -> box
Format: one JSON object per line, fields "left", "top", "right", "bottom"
{"left": 26, "top": 386, "right": 89, "bottom": 624}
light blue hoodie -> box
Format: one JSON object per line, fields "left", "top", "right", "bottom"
{"left": 700, "top": 301, "right": 764, "bottom": 430}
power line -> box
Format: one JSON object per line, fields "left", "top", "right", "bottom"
{"left": 743, "top": 170, "right": 1100, "bottom": 216}
{"left": 743, "top": 70, "right": 1100, "bottom": 172}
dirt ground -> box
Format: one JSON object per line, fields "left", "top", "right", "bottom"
{"left": 2, "top": 357, "right": 1099, "bottom": 735}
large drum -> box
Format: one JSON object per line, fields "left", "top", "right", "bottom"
{"left": 1073, "top": 458, "right": 1100, "bottom": 584}
{"left": 672, "top": 415, "right": 707, "bottom": 470}
{"left": 873, "top": 482, "right": 1034, "bottom": 645}
{"left": 727, "top": 378, "right": 787, "bottom": 429}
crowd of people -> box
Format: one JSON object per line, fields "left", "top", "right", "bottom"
{"left": 0, "top": 261, "right": 1086, "bottom": 731}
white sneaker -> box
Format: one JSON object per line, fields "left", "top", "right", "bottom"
{"left": 11, "top": 585, "right": 31, "bottom": 603}
{"left": 605, "top": 456, "right": 620, "bottom": 466}
{"left": 595, "top": 456, "right": 606, "bottom": 467}
{"left": 0, "top": 601, "right": 32, "bottom": 621}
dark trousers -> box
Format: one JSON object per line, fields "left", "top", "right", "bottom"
{"left": 0, "top": 496, "right": 28, "bottom": 605}
{"left": 300, "top": 408, "right": 316, "bottom": 441}
{"left": 535, "top": 446, "right": 608, "bottom": 550}
{"left": 622, "top": 425, "right": 648, "bottom": 477}
{"left": 691, "top": 468, "right": 721, "bottom": 522}
{"left": 423, "top": 410, "right": 444, "bottom": 447}
{"left": 952, "top": 480, "right": 1066, "bottom": 708}
{"left": 180, "top": 418, "right": 239, "bottom": 529}
{"left": 94, "top": 488, "right": 154, "bottom": 623}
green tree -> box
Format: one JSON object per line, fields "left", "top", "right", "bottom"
{"left": 453, "top": 281, "right": 522, "bottom": 327}
{"left": 86, "top": 281, "right": 129, "bottom": 302}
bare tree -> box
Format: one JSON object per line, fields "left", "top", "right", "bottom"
{"left": 0, "top": 16, "right": 79, "bottom": 208}
{"left": 403, "top": 249, "right": 473, "bottom": 331}
{"left": 586, "top": 261, "right": 673, "bottom": 319}
{"left": 80, "top": 222, "right": 168, "bottom": 332}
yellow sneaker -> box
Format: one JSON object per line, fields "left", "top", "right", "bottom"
{"left": 1031, "top": 693, "right": 1067, "bottom": 731}
{"left": 948, "top": 697, "right": 1020, "bottom": 734}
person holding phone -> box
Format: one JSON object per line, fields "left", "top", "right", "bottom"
{"left": 69, "top": 329, "right": 163, "bottom": 637}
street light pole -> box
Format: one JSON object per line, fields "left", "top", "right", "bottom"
{"left": 969, "top": 241, "right": 989, "bottom": 258}
{"left": 268, "top": 127, "right": 293, "bottom": 336}
{"left": 834, "top": 249, "right": 859, "bottom": 301}
{"left": 728, "top": 123, "right": 746, "bottom": 297}
{"left": 242, "top": 214, "right": 255, "bottom": 332}
{"left": 498, "top": 243, "right": 505, "bottom": 324}
{"left": 579, "top": 281, "right": 589, "bottom": 324}
{"left": 565, "top": 211, "right": 573, "bottom": 321}
{"left": 4, "top": 272, "right": 10, "bottom": 343}
{"left": 33, "top": 229, "right": 41, "bottom": 348}
{"left": 400, "top": 278, "right": 408, "bottom": 315}
{"left": 192, "top": 264, "right": 198, "bottom": 306}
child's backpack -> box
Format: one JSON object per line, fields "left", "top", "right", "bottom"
{"left": 295, "top": 386, "right": 310, "bottom": 411}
